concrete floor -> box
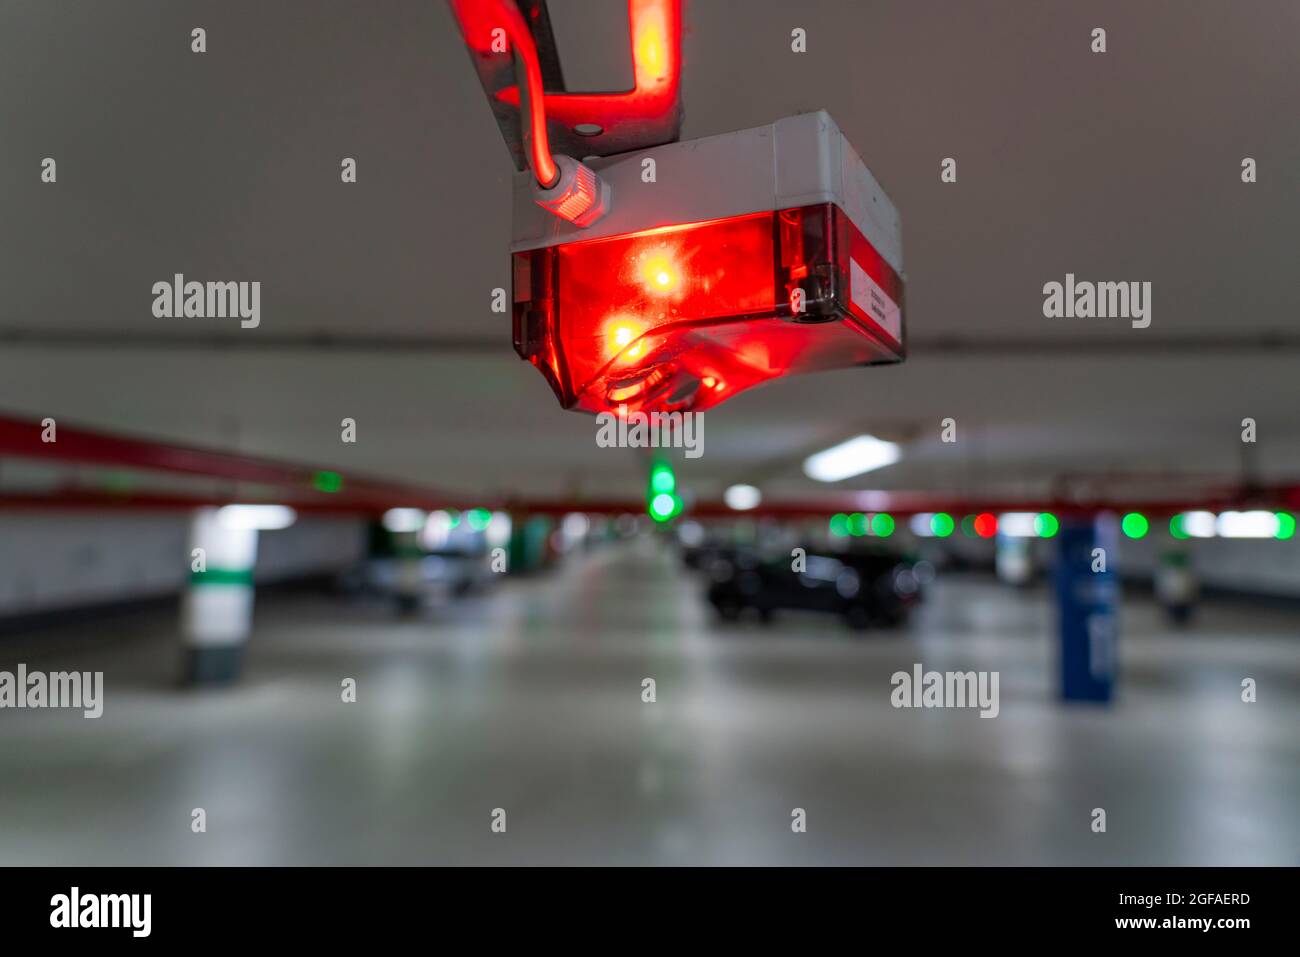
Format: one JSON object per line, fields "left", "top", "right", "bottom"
{"left": 1, "top": 538, "right": 1297, "bottom": 865}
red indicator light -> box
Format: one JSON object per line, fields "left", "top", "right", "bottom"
{"left": 604, "top": 316, "right": 647, "bottom": 362}
{"left": 974, "top": 513, "right": 998, "bottom": 538}
{"left": 639, "top": 251, "right": 680, "bottom": 294}
{"left": 513, "top": 203, "right": 905, "bottom": 414}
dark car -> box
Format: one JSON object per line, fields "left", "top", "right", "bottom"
{"left": 679, "top": 540, "right": 730, "bottom": 572}
{"left": 336, "top": 550, "right": 493, "bottom": 612}
{"left": 706, "top": 547, "right": 922, "bottom": 630}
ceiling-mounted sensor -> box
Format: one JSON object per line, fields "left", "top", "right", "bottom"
{"left": 511, "top": 111, "right": 906, "bottom": 415}
{"left": 448, "top": 2, "right": 905, "bottom": 416}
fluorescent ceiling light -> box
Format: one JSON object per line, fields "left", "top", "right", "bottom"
{"left": 561, "top": 512, "right": 590, "bottom": 539}
{"left": 803, "top": 435, "right": 900, "bottom": 483}
{"left": 997, "top": 512, "right": 1039, "bottom": 538}
{"left": 419, "top": 510, "right": 454, "bottom": 550}
{"left": 724, "top": 484, "right": 762, "bottom": 510}
{"left": 909, "top": 513, "right": 935, "bottom": 537}
{"left": 217, "top": 504, "right": 297, "bottom": 530}
{"left": 485, "top": 511, "right": 513, "bottom": 547}
{"left": 382, "top": 508, "right": 426, "bottom": 533}
{"left": 1182, "top": 511, "right": 1217, "bottom": 538}
{"left": 1216, "top": 510, "right": 1279, "bottom": 538}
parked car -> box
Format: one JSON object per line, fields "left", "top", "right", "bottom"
{"left": 706, "top": 546, "right": 922, "bottom": 630}
{"left": 679, "top": 539, "right": 731, "bottom": 573}
{"left": 337, "top": 551, "right": 493, "bottom": 611}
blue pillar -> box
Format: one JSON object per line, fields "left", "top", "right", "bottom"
{"left": 1053, "top": 516, "right": 1118, "bottom": 702}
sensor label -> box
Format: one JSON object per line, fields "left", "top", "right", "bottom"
{"left": 850, "top": 258, "right": 900, "bottom": 343}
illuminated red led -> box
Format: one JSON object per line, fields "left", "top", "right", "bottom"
{"left": 512, "top": 203, "right": 905, "bottom": 415}
{"left": 974, "top": 513, "right": 998, "bottom": 538}
{"left": 639, "top": 251, "right": 680, "bottom": 294}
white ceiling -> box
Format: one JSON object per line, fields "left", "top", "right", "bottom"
{"left": 1, "top": 1, "right": 1297, "bottom": 502}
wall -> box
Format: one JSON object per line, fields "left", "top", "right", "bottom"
{"left": 1118, "top": 533, "right": 1300, "bottom": 598}
{"left": 0, "top": 512, "right": 366, "bottom": 616}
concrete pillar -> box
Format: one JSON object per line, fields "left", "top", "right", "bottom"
{"left": 995, "top": 533, "right": 1033, "bottom": 585}
{"left": 508, "top": 515, "right": 552, "bottom": 574}
{"left": 182, "top": 507, "right": 257, "bottom": 685}
{"left": 1155, "top": 549, "right": 1197, "bottom": 626}
{"left": 1053, "top": 515, "right": 1119, "bottom": 703}
{"left": 392, "top": 531, "right": 423, "bottom": 614}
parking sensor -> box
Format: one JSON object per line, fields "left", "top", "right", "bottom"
{"left": 451, "top": 1, "right": 906, "bottom": 415}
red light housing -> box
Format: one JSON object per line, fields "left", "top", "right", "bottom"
{"left": 509, "top": 111, "right": 906, "bottom": 415}
{"left": 513, "top": 203, "right": 904, "bottom": 414}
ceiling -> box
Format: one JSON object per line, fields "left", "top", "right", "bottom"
{"left": 1, "top": 0, "right": 1298, "bottom": 503}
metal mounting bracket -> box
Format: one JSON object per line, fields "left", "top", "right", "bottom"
{"left": 448, "top": 0, "right": 683, "bottom": 169}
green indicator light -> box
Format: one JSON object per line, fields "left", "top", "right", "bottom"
{"left": 931, "top": 512, "right": 955, "bottom": 537}
{"left": 871, "top": 513, "right": 895, "bottom": 537}
{"left": 312, "top": 470, "right": 343, "bottom": 493}
{"left": 1169, "top": 514, "right": 1189, "bottom": 540}
{"left": 1121, "top": 512, "right": 1149, "bottom": 539}
{"left": 448, "top": 509, "right": 461, "bottom": 528}
{"left": 1034, "top": 512, "right": 1059, "bottom": 538}
{"left": 104, "top": 471, "right": 134, "bottom": 493}
{"left": 829, "top": 513, "right": 850, "bottom": 537}
{"left": 647, "top": 461, "right": 680, "bottom": 522}
{"left": 468, "top": 507, "right": 492, "bottom": 531}
{"left": 650, "top": 493, "right": 677, "bottom": 522}
{"left": 960, "top": 515, "right": 978, "bottom": 537}
{"left": 1276, "top": 512, "right": 1296, "bottom": 540}
{"left": 650, "top": 466, "right": 675, "bottom": 494}
{"left": 848, "top": 512, "right": 867, "bottom": 537}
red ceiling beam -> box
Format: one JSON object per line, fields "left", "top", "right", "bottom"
{"left": 2, "top": 415, "right": 317, "bottom": 486}
{"left": 0, "top": 412, "right": 482, "bottom": 511}
{"left": 4, "top": 413, "right": 1299, "bottom": 517}
{"left": 2, "top": 490, "right": 1299, "bottom": 518}
{"left": 518, "top": 494, "right": 1300, "bottom": 520}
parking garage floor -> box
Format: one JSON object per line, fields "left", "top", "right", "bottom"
{"left": 1, "top": 539, "right": 1296, "bottom": 866}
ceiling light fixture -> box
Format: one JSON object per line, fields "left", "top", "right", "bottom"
{"left": 723, "top": 484, "right": 761, "bottom": 511}
{"left": 803, "top": 434, "right": 901, "bottom": 483}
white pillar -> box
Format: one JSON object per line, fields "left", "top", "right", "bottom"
{"left": 1155, "top": 549, "right": 1197, "bottom": 626}
{"left": 182, "top": 507, "right": 258, "bottom": 684}
{"left": 995, "top": 533, "right": 1033, "bottom": 585}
